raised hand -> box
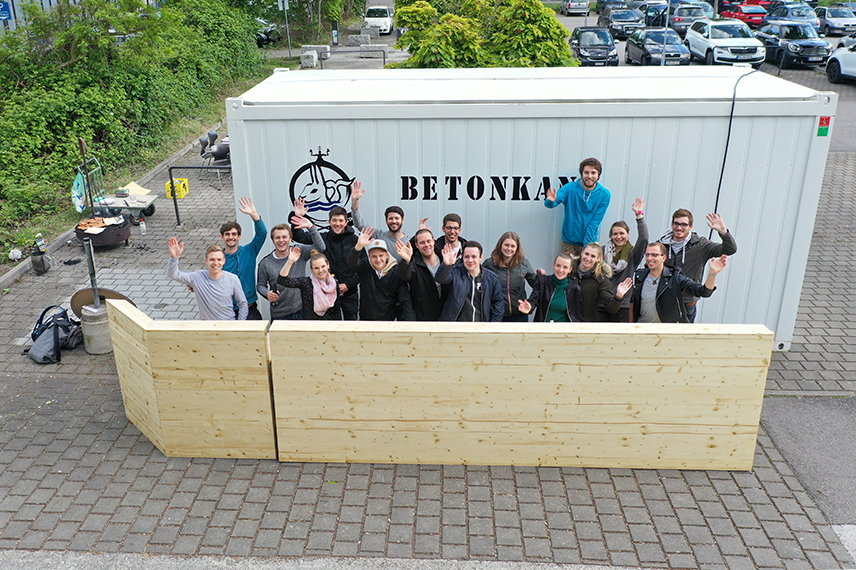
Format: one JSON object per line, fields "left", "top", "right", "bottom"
{"left": 546, "top": 187, "right": 557, "bottom": 202}
{"left": 419, "top": 217, "right": 431, "bottom": 231}
{"left": 706, "top": 212, "right": 727, "bottom": 234}
{"left": 238, "top": 197, "right": 260, "bottom": 220}
{"left": 290, "top": 215, "right": 314, "bottom": 230}
{"left": 294, "top": 197, "right": 308, "bottom": 217}
{"left": 632, "top": 198, "right": 645, "bottom": 214}
{"left": 167, "top": 237, "right": 184, "bottom": 258}
{"left": 288, "top": 245, "right": 302, "bottom": 263}
{"left": 709, "top": 255, "right": 728, "bottom": 275}
{"left": 356, "top": 226, "right": 375, "bottom": 249}
{"left": 395, "top": 239, "right": 413, "bottom": 263}
{"left": 441, "top": 243, "right": 457, "bottom": 266}
{"left": 518, "top": 299, "right": 532, "bottom": 314}
{"left": 616, "top": 277, "right": 633, "bottom": 299}
{"left": 350, "top": 180, "right": 364, "bottom": 202}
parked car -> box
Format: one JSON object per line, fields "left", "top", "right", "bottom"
{"left": 255, "top": 18, "right": 281, "bottom": 48}
{"left": 755, "top": 20, "right": 833, "bottom": 67}
{"left": 636, "top": 0, "right": 670, "bottom": 25}
{"left": 668, "top": 4, "right": 709, "bottom": 36}
{"left": 832, "top": 2, "right": 856, "bottom": 11}
{"left": 716, "top": 0, "right": 743, "bottom": 13}
{"left": 596, "top": 0, "right": 629, "bottom": 13}
{"left": 625, "top": 27, "right": 692, "bottom": 63}
{"left": 561, "top": 0, "right": 591, "bottom": 15}
{"left": 762, "top": 3, "right": 821, "bottom": 31}
{"left": 744, "top": 0, "right": 774, "bottom": 9}
{"left": 597, "top": 8, "right": 645, "bottom": 38}
{"left": 687, "top": 1, "right": 715, "bottom": 18}
{"left": 815, "top": 6, "right": 856, "bottom": 36}
{"left": 826, "top": 42, "right": 856, "bottom": 82}
{"left": 570, "top": 27, "right": 620, "bottom": 65}
{"left": 364, "top": 6, "right": 394, "bottom": 35}
{"left": 839, "top": 31, "right": 856, "bottom": 47}
{"left": 685, "top": 18, "right": 766, "bottom": 65}
{"left": 721, "top": 4, "right": 768, "bottom": 27}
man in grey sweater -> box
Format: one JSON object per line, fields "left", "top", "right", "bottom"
{"left": 349, "top": 180, "right": 409, "bottom": 262}
{"left": 167, "top": 238, "right": 247, "bottom": 320}
{"left": 256, "top": 219, "right": 325, "bottom": 320}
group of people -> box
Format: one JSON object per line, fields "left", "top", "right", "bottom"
{"left": 167, "top": 157, "right": 737, "bottom": 324}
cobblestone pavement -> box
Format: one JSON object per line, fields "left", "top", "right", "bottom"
{"left": 1, "top": 66, "right": 855, "bottom": 567}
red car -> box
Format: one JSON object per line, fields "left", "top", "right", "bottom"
{"left": 721, "top": 4, "right": 768, "bottom": 26}
{"left": 743, "top": 0, "right": 773, "bottom": 8}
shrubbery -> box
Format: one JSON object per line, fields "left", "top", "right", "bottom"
{"left": 0, "top": 0, "right": 264, "bottom": 244}
{"left": 392, "top": 0, "right": 577, "bottom": 68}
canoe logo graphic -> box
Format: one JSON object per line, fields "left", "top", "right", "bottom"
{"left": 289, "top": 148, "right": 354, "bottom": 230}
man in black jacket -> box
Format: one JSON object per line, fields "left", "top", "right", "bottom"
{"left": 322, "top": 207, "right": 360, "bottom": 320}
{"left": 395, "top": 229, "right": 447, "bottom": 321}
{"left": 347, "top": 228, "right": 415, "bottom": 321}
{"left": 659, "top": 209, "right": 737, "bottom": 322}
{"left": 633, "top": 242, "right": 727, "bottom": 323}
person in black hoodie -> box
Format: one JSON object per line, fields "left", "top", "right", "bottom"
{"left": 395, "top": 229, "right": 447, "bottom": 321}
{"left": 347, "top": 227, "right": 415, "bottom": 321}
{"left": 322, "top": 207, "right": 360, "bottom": 320}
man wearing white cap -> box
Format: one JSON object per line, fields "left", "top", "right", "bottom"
{"left": 347, "top": 227, "right": 415, "bottom": 321}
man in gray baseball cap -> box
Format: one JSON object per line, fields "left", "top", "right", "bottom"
{"left": 347, "top": 227, "right": 415, "bottom": 321}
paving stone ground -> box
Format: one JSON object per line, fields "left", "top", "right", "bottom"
{"left": 1, "top": 63, "right": 855, "bottom": 568}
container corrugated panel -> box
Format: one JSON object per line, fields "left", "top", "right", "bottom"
{"left": 226, "top": 67, "right": 838, "bottom": 349}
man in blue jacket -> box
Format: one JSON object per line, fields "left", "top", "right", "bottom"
{"left": 544, "top": 157, "right": 610, "bottom": 257}
{"left": 220, "top": 197, "right": 266, "bottom": 320}
{"left": 436, "top": 241, "right": 505, "bottom": 322}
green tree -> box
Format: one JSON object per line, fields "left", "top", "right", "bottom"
{"left": 393, "top": 0, "right": 576, "bottom": 68}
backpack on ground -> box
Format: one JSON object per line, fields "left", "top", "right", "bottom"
{"left": 27, "top": 305, "right": 83, "bottom": 364}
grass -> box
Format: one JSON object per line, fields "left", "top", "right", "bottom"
{"left": 0, "top": 56, "right": 298, "bottom": 277}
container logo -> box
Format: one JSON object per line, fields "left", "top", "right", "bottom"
{"left": 289, "top": 148, "right": 354, "bottom": 230}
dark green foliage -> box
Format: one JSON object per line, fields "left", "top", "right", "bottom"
{"left": 0, "top": 0, "right": 263, "bottom": 235}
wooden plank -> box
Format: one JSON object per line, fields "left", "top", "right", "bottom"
{"left": 146, "top": 327, "right": 276, "bottom": 460}
{"left": 107, "top": 300, "right": 164, "bottom": 451}
{"left": 269, "top": 323, "right": 772, "bottom": 470}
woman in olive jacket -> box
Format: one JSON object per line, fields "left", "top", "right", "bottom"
{"left": 482, "top": 232, "right": 539, "bottom": 323}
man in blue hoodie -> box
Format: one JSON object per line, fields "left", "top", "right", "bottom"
{"left": 544, "top": 157, "right": 611, "bottom": 257}
{"left": 220, "top": 196, "right": 266, "bottom": 320}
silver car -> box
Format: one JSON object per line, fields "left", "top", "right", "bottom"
{"left": 839, "top": 31, "right": 856, "bottom": 48}
{"left": 561, "top": 0, "right": 591, "bottom": 16}
{"left": 668, "top": 4, "right": 709, "bottom": 36}
{"left": 815, "top": 5, "right": 856, "bottom": 36}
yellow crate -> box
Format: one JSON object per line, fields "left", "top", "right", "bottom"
{"left": 166, "top": 178, "right": 189, "bottom": 199}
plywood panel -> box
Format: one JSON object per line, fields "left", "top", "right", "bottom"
{"left": 147, "top": 325, "right": 275, "bottom": 459}
{"left": 107, "top": 300, "right": 164, "bottom": 451}
{"left": 270, "top": 322, "right": 772, "bottom": 470}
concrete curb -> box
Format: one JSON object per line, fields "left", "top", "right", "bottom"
{"left": 0, "top": 121, "right": 224, "bottom": 292}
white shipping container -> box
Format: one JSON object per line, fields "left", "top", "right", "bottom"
{"left": 226, "top": 67, "right": 838, "bottom": 350}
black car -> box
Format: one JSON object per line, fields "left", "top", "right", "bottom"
{"left": 570, "top": 27, "right": 620, "bottom": 65}
{"left": 625, "top": 27, "right": 692, "bottom": 64}
{"left": 596, "top": 0, "right": 629, "bottom": 14}
{"left": 755, "top": 20, "right": 832, "bottom": 67}
{"left": 597, "top": 8, "right": 645, "bottom": 38}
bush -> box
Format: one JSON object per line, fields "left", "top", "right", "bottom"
{"left": 0, "top": 0, "right": 264, "bottom": 237}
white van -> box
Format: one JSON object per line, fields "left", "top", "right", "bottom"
{"left": 364, "top": 6, "right": 394, "bottom": 35}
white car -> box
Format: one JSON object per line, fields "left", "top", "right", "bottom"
{"left": 364, "top": 6, "right": 394, "bottom": 35}
{"left": 561, "top": 0, "right": 590, "bottom": 16}
{"left": 827, "top": 43, "right": 856, "bottom": 82}
{"left": 685, "top": 18, "right": 765, "bottom": 66}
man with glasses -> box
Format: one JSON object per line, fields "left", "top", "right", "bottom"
{"left": 659, "top": 208, "right": 737, "bottom": 322}
{"left": 433, "top": 213, "right": 468, "bottom": 264}
{"left": 633, "top": 243, "right": 727, "bottom": 323}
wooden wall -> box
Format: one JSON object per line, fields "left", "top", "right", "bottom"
{"left": 269, "top": 322, "right": 773, "bottom": 471}
{"left": 107, "top": 300, "right": 276, "bottom": 459}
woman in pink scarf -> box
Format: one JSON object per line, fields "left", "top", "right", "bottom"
{"left": 277, "top": 247, "right": 342, "bottom": 320}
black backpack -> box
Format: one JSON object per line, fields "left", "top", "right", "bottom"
{"left": 27, "top": 305, "right": 83, "bottom": 364}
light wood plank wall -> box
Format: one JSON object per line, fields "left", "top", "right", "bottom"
{"left": 107, "top": 300, "right": 276, "bottom": 459}
{"left": 269, "top": 322, "right": 773, "bottom": 471}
